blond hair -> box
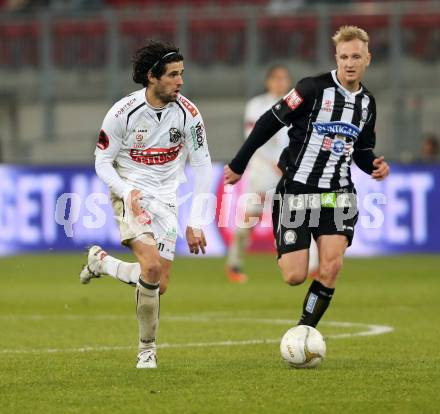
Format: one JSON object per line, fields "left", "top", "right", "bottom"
{"left": 332, "top": 26, "right": 369, "bottom": 45}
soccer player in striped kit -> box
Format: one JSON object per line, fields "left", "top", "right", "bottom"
{"left": 224, "top": 26, "right": 389, "bottom": 328}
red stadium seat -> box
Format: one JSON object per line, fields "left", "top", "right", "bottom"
{"left": 189, "top": 18, "right": 246, "bottom": 64}
{"left": 258, "top": 15, "right": 318, "bottom": 62}
{"left": 0, "top": 22, "right": 39, "bottom": 68}
{"left": 401, "top": 13, "right": 440, "bottom": 61}
{"left": 52, "top": 20, "right": 106, "bottom": 68}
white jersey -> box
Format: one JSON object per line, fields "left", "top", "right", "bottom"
{"left": 244, "top": 92, "right": 289, "bottom": 192}
{"left": 95, "top": 88, "right": 211, "bottom": 204}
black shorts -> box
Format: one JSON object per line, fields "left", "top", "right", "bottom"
{"left": 272, "top": 177, "right": 359, "bottom": 258}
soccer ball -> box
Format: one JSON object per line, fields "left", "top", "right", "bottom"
{"left": 280, "top": 325, "right": 326, "bottom": 368}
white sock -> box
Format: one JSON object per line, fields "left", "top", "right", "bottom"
{"left": 101, "top": 256, "right": 140, "bottom": 285}
{"left": 309, "top": 239, "right": 319, "bottom": 273}
{"left": 227, "top": 227, "right": 250, "bottom": 270}
{"left": 136, "top": 281, "right": 159, "bottom": 352}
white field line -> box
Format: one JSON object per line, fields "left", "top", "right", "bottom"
{"left": 0, "top": 314, "right": 393, "bottom": 355}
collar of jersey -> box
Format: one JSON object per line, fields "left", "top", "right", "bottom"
{"left": 331, "top": 70, "right": 363, "bottom": 98}
{"left": 143, "top": 88, "right": 170, "bottom": 111}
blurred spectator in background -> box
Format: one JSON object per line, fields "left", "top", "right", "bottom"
{"left": 225, "top": 64, "right": 319, "bottom": 283}
{"left": 420, "top": 133, "right": 439, "bottom": 163}
{"left": 225, "top": 65, "right": 291, "bottom": 283}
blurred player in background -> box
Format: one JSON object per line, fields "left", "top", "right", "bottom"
{"left": 79, "top": 40, "right": 212, "bottom": 368}
{"left": 226, "top": 65, "right": 318, "bottom": 283}
{"left": 225, "top": 26, "right": 389, "bottom": 327}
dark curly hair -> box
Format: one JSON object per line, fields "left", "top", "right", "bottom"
{"left": 132, "top": 40, "right": 184, "bottom": 87}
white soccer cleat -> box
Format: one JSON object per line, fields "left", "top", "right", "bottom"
{"left": 136, "top": 349, "right": 157, "bottom": 369}
{"left": 79, "top": 245, "right": 107, "bottom": 284}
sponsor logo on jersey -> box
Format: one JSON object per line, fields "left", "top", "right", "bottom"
{"left": 313, "top": 121, "right": 360, "bottom": 140}
{"left": 323, "top": 99, "right": 333, "bottom": 112}
{"left": 169, "top": 128, "right": 182, "bottom": 144}
{"left": 283, "top": 88, "right": 303, "bottom": 110}
{"left": 190, "top": 122, "right": 205, "bottom": 150}
{"left": 179, "top": 96, "right": 198, "bottom": 117}
{"left": 136, "top": 133, "right": 143, "bottom": 142}
{"left": 96, "top": 129, "right": 109, "bottom": 150}
{"left": 130, "top": 144, "right": 183, "bottom": 165}
{"left": 344, "top": 101, "right": 355, "bottom": 110}
{"left": 114, "top": 98, "right": 136, "bottom": 118}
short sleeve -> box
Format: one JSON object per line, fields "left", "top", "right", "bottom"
{"left": 271, "top": 77, "right": 316, "bottom": 126}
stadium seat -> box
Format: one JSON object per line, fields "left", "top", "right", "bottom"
{"left": 52, "top": 20, "right": 106, "bottom": 68}
{"left": 258, "top": 15, "right": 318, "bottom": 63}
{"left": 401, "top": 14, "right": 440, "bottom": 61}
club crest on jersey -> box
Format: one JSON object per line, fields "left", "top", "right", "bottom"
{"left": 313, "top": 121, "right": 360, "bottom": 141}
{"left": 332, "top": 138, "right": 346, "bottom": 155}
{"left": 361, "top": 107, "right": 369, "bottom": 122}
{"left": 169, "top": 128, "right": 182, "bottom": 144}
{"left": 283, "top": 89, "right": 303, "bottom": 110}
{"left": 321, "top": 135, "right": 353, "bottom": 156}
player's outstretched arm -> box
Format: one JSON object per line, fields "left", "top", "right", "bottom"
{"left": 227, "top": 109, "right": 284, "bottom": 179}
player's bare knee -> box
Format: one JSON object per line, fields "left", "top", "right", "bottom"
{"left": 139, "top": 259, "right": 161, "bottom": 283}
{"left": 281, "top": 268, "right": 308, "bottom": 286}
{"left": 319, "top": 257, "right": 342, "bottom": 281}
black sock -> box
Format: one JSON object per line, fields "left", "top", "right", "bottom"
{"left": 298, "top": 280, "right": 335, "bottom": 327}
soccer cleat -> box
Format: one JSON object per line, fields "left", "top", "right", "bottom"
{"left": 136, "top": 349, "right": 157, "bottom": 369}
{"left": 79, "top": 245, "right": 107, "bottom": 284}
{"left": 225, "top": 266, "right": 248, "bottom": 284}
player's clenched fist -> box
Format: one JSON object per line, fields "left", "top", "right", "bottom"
{"left": 372, "top": 156, "right": 390, "bottom": 181}
{"left": 224, "top": 165, "right": 242, "bottom": 185}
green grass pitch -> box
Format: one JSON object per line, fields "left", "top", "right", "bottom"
{"left": 0, "top": 253, "right": 439, "bottom": 413}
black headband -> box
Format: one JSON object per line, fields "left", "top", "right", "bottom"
{"left": 149, "top": 51, "right": 178, "bottom": 72}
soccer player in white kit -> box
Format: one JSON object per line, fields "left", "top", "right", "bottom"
{"left": 79, "top": 40, "right": 212, "bottom": 368}
{"left": 226, "top": 65, "right": 318, "bottom": 283}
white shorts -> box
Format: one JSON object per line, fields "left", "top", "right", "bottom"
{"left": 246, "top": 160, "right": 281, "bottom": 195}
{"left": 111, "top": 194, "right": 178, "bottom": 261}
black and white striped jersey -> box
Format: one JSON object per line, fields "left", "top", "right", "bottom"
{"left": 272, "top": 70, "right": 376, "bottom": 190}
